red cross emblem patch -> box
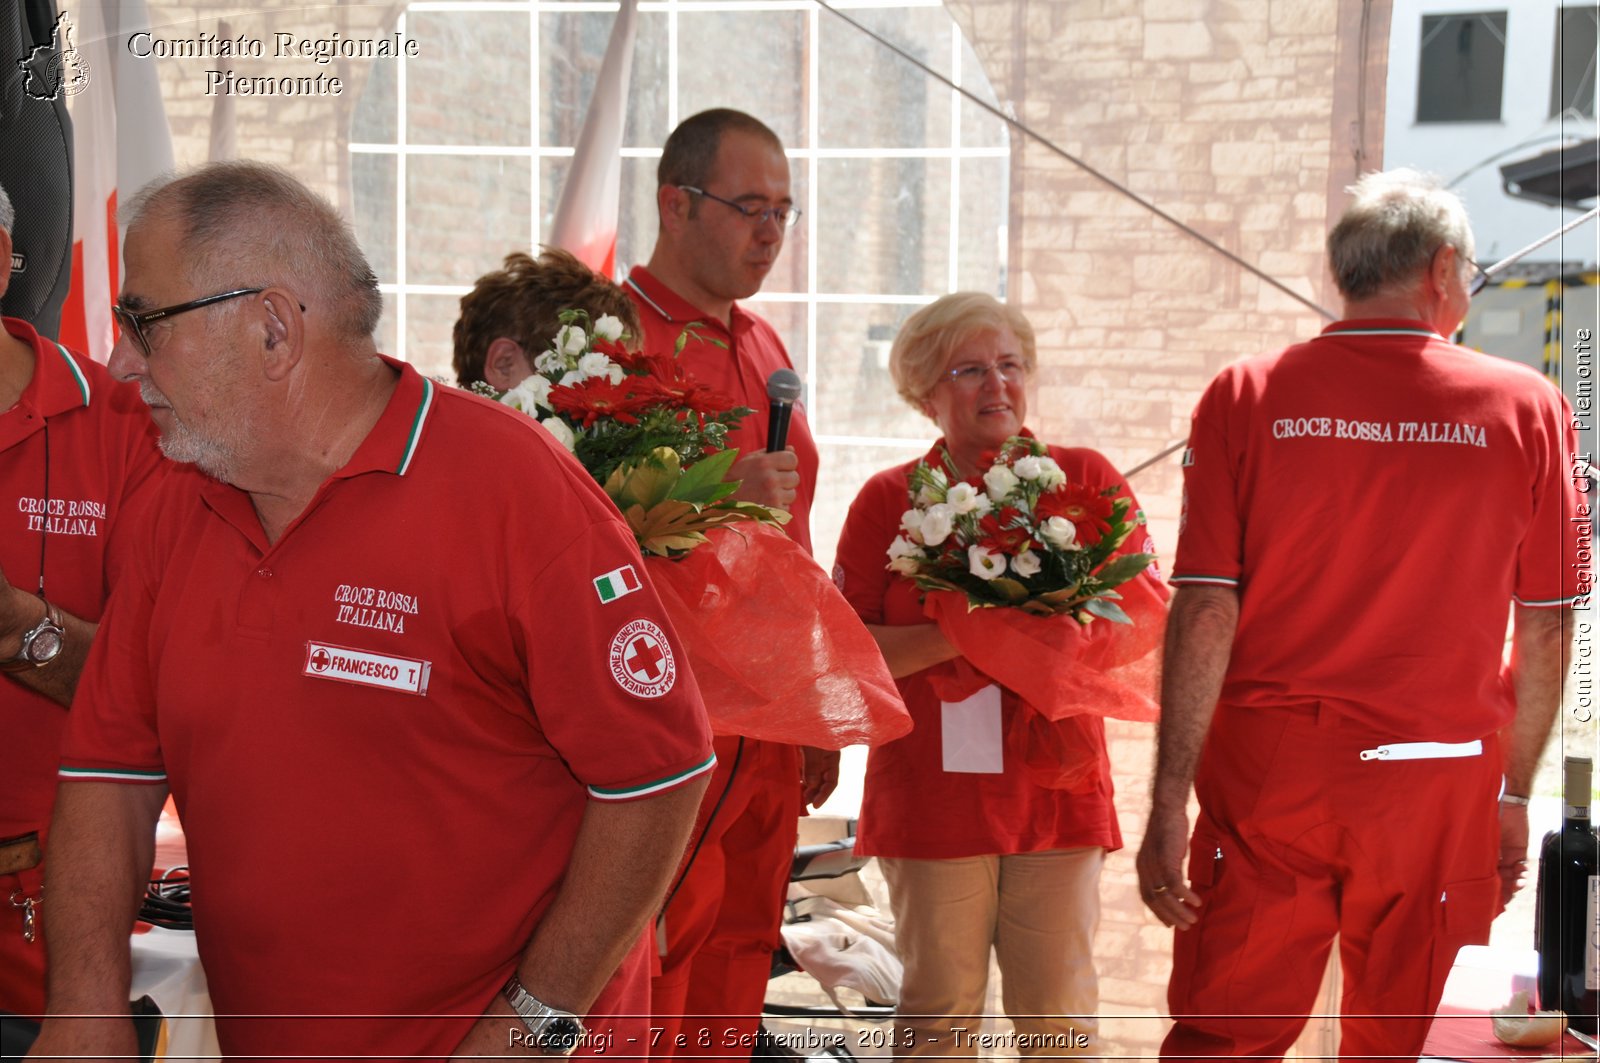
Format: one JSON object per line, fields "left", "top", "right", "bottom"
{"left": 608, "top": 619, "right": 677, "bottom": 699}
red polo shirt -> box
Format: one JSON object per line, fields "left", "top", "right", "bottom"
{"left": 624, "top": 266, "right": 818, "bottom": 554}
{"left": 835, "top": 440, "right": 1158, "bottom": 858}
{"left": 0, "top": 318, "right": 162, "bottom": 1016}
{"left": 1171, "top": 319, "right": 1585, "bottom": 739}
{"left": 61, "top": 359, "right": 714, "bottom": 1057}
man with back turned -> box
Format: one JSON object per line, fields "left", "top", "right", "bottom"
{"left": 1138, "top": 168, "right": 1583, "bottom": 1058}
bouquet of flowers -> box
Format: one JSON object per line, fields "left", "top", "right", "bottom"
{"left": 477, "top": 307, "right": 910, "bottom": 750}
{"left": 887, "top": 436, "right": 1157, "bottom": 622}
{"left": 477, "top": 309, "right": 787, "bottom": 557}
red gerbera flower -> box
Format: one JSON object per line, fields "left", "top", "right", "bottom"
{"left": 1037, "top": 483, "right": 1115, "bottom": 545}
{"left": 977, "top": 507, "right": 1033, "bottom": 554}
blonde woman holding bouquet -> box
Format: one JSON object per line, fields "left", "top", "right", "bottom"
{"left": 834, "top": 292, "right": 1167, "bottom": 1057}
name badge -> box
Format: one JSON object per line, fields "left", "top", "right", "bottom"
{"left": 303, "top": 641, "right": 431, "bottom": 696}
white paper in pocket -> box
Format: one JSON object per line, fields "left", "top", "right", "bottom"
{"left": 941, "top": 684, "right": 1003, "bottom": 774}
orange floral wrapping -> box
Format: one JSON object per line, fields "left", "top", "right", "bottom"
{"left": 921, "top": 573, "right": 1170, "bottom": 790}
{"left": 644, "top": 524, "right": 911, "bottom": 750}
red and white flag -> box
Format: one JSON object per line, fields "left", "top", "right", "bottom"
{"left": 58, "top": 0, "right": 173, "bottom": 363}
{"left": 547, "top": 0, "right": 637, "bottom": 279}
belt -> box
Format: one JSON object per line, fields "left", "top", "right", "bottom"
{"left": 0, "top": 832, "right": 41, "bottom": 875}
{"left": 1359, "top": 739, "right": 1483, "bottom": 762}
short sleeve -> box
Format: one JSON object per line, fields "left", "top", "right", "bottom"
{"left": 59, "top": 528, "right": 167, "bottom": 786}
{"left": 513, "top": 516, "right": 715, "bottom": 801}
{"left": 834, "top": 469, "right": 905, "bottom": 625}
{"left": 1171, "top": 372, "right": 1245, "bottom": 587}
{"left": 1513, "top": 386, "right": 1587, "bottom": 607}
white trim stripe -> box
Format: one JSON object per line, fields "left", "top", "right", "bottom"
{"left": 52, "top": 342, "right": 91, "bottom": 406}
{"left": 1317, "top": 328, "right": 1444, "bottom": 340}
{"left": 1169, "top": 574, "right": 1241, "bottom": 587}
{"left": 1514, "top": 594, "right": 1586, "bottom": 607}
{"left": 58, "top": 766, "right": 167, "bottom": 782}
{"left": 588, "top": 753, "right": 717, "bottom": 801}
{"left": 397, "top": 377, "right": 435, "bottom": 476}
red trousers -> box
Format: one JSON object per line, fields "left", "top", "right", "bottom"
{"left": 651, "top": 736, "right": 800, "bottom": 1058}
{"left": 1163, "top": 705, "right": 1502, "bottom": 1062}
{"left": 0, "top": 856, "right": 45, "bottom": 1018}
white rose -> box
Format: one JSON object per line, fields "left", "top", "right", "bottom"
{"left": 886, "top": 536, "right": 923, "bottom": 574}
{"left": 558, "top": 370, "right": 583, "bottom": 387}
{"left": 983, "top": 464, "right": 1020, "bottom": 499}
{"left": 900, "top": 508, "right": 926, "bottom": 537}
{"left": 510, "top": 375, "right": 552, "bottom": 411}
{"left": 538, "top": 416, "right": 576, "bottom": 452}
{"left": 1013, "top": 455, "right": 1044, "bottom": 481}
{"left": 967, "top": 545, "right": 1006, "bottom": 581}
{"left": 945, "top": 482, "right": 989, "bottom": 516}
{"left": 592, "top": 314, "right": 625, "bottom": 342}
{"left": 578, "top": 351, "right": 624, "bottom": 384}
{"left": 1011, "top": 548, "right": 1042, "bottom": 578}
{"left": 556, "top": 324, "right": 588, "bottom": 358}
{"left": 533, "top": 349, "right": 565, "bottom": 375}
{"left": 919, "top": 503, "right": 954, "bottom": 547}
{"left": 1034, "top": 456, "right": 1066, "bottom": 489}
{"left": 499, "top": 382, "right": 538, "bottom": 416}
{"left": 1039, "top": 515, "right": 1078, "bottom": 550}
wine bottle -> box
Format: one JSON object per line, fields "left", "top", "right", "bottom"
{"left": 1535, "top": 755, "right": 1599, "bottom": 1035}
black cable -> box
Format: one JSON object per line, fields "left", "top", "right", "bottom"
{"left": 138, "top": 867, "right": 193, "bottom": 931}
{"left": 658, "top": 736, "right": 743, "bottom": 920}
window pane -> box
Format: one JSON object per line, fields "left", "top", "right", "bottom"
{"left": 819, "top": 6, "right": 953, "bottom": 148}
{"left": 1416, "top": 12, "right": 1507, "bottom": 122}
{"left": 403, "top": 294, "right": 467, "bottom": 382}
{"left": 817, "top": 158, "right": 950, "bottom": 295}
{"left": 351, "top": 54, "right": 397, "bottom": 143}
{"left": 1550, "top": 6, "right": 1599, "bottom": 118}
{"left": 957, "top": 157, "right": 1007, "bottom": 294}
{"left": 539, "top": 11, "right": 669, "bottom": 150}
{"left": 406, "top": 155, "right": 533, "bottom": 286}
{"left": 744, "top": 300, "right": 809, "bottom": 380}
{"left": 812, "top": 301, "right": 928, "bottom": 439}
{"left": 538, "top": 156, "right": 568, "bottom": 248}
{"left": 406, "top": 11, "right": 531, "bottom": 146}
{"left": 677, "top": 11, "right": 808, "bottom": 149}
{"left": 760, "top": 164, "right": 811, "bottom": 297}
{"left": 352, "top": 153, "right": 397, "bottom": 285}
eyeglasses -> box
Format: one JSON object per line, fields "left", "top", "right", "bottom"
{"left": 941, "top": 358, "right": 1028, "bottom": 388}
{"left": 1469, "top": 261, "right": 1492, "bottom": 297}
{"left": 112, "top": 288, "right": 265, "bottom": 358}
{"left": 677, "top": 185, "right": 802, "bottom": 229}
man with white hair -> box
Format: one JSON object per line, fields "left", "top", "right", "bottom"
{"left": 0, "top": 181, "right": 162, "bottom": 1032}
{"left": 1137, "top": 168, "right": 1583, "bottom": 1057}
{"left": 30, "top": 161, "right": 714, "bottom": 1059}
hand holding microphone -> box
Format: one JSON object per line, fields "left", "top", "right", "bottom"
{"left": 729, "top": 369, "right": 803, "bottom": 510}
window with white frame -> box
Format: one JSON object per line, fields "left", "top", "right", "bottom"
{"left": 349, "top": 0, "right": 1010, "bottom": 566}
{"left": 1416, "top": 11, "right": 1507, "bottom": 123}
{"left": 1551, "top": 4, "right": 1599, "bottom": 119}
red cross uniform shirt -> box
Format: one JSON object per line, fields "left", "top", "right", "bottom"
{"left": 59, "top": 359, "right": 715, "bottom": 1057}
{"left": 624, "top": 266, "right": 819, "bottom": 554}
{"left": 1171, "top": 319, "right": 1587, "bottom": 739}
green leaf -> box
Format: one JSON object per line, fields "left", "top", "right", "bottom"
{"left": 1083, "top": 597, "right": 1133, "bottom": 624}
{"left": 670, "top": 448, "right": 740, "bottom": 502}
{"left": 987, "top": 577, "right": 1030, "bottom": 603}
{"left": 1093, "top": 552, "right": 1157, "bottom": 589}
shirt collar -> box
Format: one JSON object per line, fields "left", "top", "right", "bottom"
{"left": 1317, "top": 318, "right": 1447, "bottom": 342}
{"left": 334, "top": 355, "right": 435, "bottom": 479}
{"left": 624, "top": 266, "right": 756, "bottom": 341}
{"left": 7, "top": 317, "right": 91, "bottom": 417}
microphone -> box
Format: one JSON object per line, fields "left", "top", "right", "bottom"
{"left": 766, "top": 369, "right": 802, "bottom": 453}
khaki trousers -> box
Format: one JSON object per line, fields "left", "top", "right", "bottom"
{"left": 879, "top": 848, "right": 1104, "bottom": 1059}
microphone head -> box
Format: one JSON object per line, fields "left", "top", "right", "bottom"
{"left": 766, "top": 368, "right": 803, "bottom": 403}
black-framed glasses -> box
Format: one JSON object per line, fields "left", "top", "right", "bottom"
{"left": 941, "top": 358, "right": 1028, "bottom": 388}
{"left": 677, "top": 185, "right": 802, "bottom": 229}
{"left": 112, "top": 288, "right": 265, "bottom": 358}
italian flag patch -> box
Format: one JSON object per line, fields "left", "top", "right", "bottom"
{"left": 593, "top": 564, "right": 642, "bottom": 604}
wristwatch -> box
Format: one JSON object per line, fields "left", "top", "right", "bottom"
{"left": 502, "top": 974, "right": 585, "bottom": 1056}
{"left": 1, "top": 601, "right": 65, "bottom": 673}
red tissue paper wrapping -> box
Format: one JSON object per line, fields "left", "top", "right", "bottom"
{"left": 921, "top": 572, "right": 1170, "bottom": 791}
{"left": 645, "top": 524, "right": 911, "bottom": 750}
